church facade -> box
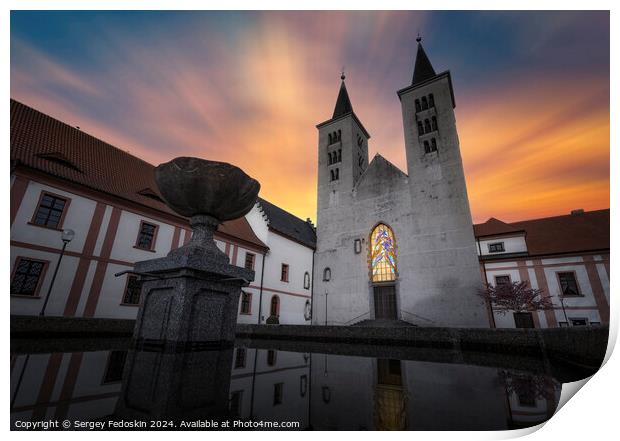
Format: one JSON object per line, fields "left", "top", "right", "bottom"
{"left": 313, "top": 40, "right": 488, "bottom": 327}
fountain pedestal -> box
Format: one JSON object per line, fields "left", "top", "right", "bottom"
{"left": 131, "top": 158, "right": 260, "bottom": 347}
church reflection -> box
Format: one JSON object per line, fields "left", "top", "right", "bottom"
{"left": 10, "top": 347, "right": 560, "bottom": 430}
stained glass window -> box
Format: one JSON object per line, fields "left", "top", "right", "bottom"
{"left": 370, "top": 224, "right": 397, "bottom": 282}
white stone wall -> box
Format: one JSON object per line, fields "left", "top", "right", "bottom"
{"left": 483, "top": 254, "right": 609, "bottom": 328}
{"left": 477, "top": 235, "right": 528, "bottom": 257}
{"left": 244, "top": 204, "right": 314, "bottom": 325}
{"left": 11, "top": 176, "right": 311, "bottom": 325}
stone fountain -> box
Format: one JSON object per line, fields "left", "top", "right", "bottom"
{"left": 132, "top": 157, "right": 260, "bottom": 347}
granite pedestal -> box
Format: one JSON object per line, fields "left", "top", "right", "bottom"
{"left": 132, "top": 214, "right": 254, "bottom": 347}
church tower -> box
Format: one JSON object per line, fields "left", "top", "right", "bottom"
{"left": 316, "top": 73, "right": 370, "bottom": 214}
{"left": 396, "top": 37, "right": 487, "bottom": 326}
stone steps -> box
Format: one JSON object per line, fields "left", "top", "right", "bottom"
{"left": 351, "top": 319, "right": 417, "bottom": 328}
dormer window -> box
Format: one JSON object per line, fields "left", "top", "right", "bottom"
{"left": 488, "top": 242, "right": 505, "bottom": 253}
{"left": 36, "top": 152, "right": 81, "bottom": 172}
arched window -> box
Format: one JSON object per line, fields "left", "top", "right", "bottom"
{"left": 327, "top": 152, "right": 332, "bottom": 165}
{"left": 369, "top": 224, "right": 397, "bottom": 282}
{"left": 270, "top": 295, "right": 280, "bottom": 316}
{"left": 424, "top": 119, "right": 431, "bottom": 132}
{"left": 431, "top": 138, "right": 437, "bottom": 152}
{"left": 267, "top": 349, "right": 277, "bottom": 366}
{"left": 428, "top": 93, "right": 435, "bottom": 107}
{"left": 337, "top": 149, "right": 342, "bottom": 162}
{"left": 303, "top": 271, "right": 310, "bottom": 290}
{"left": 323, "top": 267, "right": 331, "bottom": 281}
{"left": 431, "top": 116, "right": 438, "bottom": 131}
{"left": 421, "top": 96, "right": 428, "bottom": 110}
{"left": 334, "top": 168, "right": 339, "bottom": 180}
{"left": 330, "top": 170, "right": 335, "bottom": 181}
{"left": 415, "top": 99, "right": 421, "bottom": 112}
{"left": 337, "top": 129, "right": 341, "bottom": 141}
{"left": 328, "top": 133, "right": 332, "bottom": 144}
{"left": 417, "top": 121, "right": 424, "bottom": 135}
{"left": 424, "top": 140, "right": 430, "bottom": 154}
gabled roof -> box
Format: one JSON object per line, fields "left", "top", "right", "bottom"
{"left": 412, "top": 40, "right": 437, "bottom": 85}
{"left": 474, "top": 209, "right": 610, "bottom": 256}
{"left": 257, "top": 198, "right": 316, "bottom": 249}
{"left": 10, "top": 98, "right": 267, "bottom": 250}
{"left": 473, "top": 217, "right": 524, "bottom": 237}
{"left": 332, "top": 77, "right": 353, "bottom": 118}
{"left": 511, "top": 209, "right": 609, "bottom": 256}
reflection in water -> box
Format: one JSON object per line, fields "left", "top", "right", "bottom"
{"left": 375, "top": 360, "right": 406, "bottom": 430}
{"left": 10, "top": 346, "right": 561, "bottom": 430}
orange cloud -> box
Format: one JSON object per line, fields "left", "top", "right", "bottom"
{"left": 10, "top": 13, "right": 609, "bottom": 227}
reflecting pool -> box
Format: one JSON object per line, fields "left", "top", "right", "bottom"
{"left": 10, "top": 339, "right": 568, "bottom": 431}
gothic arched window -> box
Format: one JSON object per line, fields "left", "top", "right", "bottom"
{"left": 431, "top": 138, "right": 437, "bottom": 152}
{"left": 424, "top": 119, "right": 431, "bottom": 132}
{"left": 337, "top": 149, "right": 342, "bottom": 162}
{"left": 428, "top": 93, "right": 435, "bottom": 108}
{"left": 328, "top": 133, "right": 333, "bottom": 144}
{"left": 323, "top": 267, "right": 331, "bottom": 281}
{"left": 335, "top": 168, "right": 339, "bottom": 180}
{"left": 369, "top": 224, "right": 397, "bottom": 282}
{"left": 415, "top": 99, "right": 422, "bottom": 112}
{"left": 424, "top": 140, "right": 430, "bottom": 154}
{"left": 337, "top": 129, "right": 341, "bottom": 141}
{"left": 417, "top": 121, "right": 424, "bottom": 135}
{"left": 421, "top": 96, "right": 428, "bottom": 110}
{"left": 431, "top": 116, "right": 438, "bottom": 131}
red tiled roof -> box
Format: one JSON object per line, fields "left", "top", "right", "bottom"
{"left": 10, "top": 99, "right": 267, "bottom": 251}
{"left": 474, "top": 209, "right": 610, "bottom": 256}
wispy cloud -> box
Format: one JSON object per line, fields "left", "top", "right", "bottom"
{"left": 10, "top": 11, "right": 609, "bottom": 223}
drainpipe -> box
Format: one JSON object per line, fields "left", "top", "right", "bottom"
{"left": 478, "top": 237, "right": 496, "bottom": 328}
{"left": 257, "top": 251, "right": 267, "bottom": 325}
{"left": 310, "top": 248, "right": 315, "bottom": 326}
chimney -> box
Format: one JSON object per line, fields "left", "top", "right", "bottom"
{"left": 571, "top": 209, "right": 585, "bottom": 215}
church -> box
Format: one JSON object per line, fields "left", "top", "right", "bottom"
{"left": 312, "top": 38, "right": 488, "bottom": 327}
{"left": 10, "top": 39, "right": 609, "bottom": 329}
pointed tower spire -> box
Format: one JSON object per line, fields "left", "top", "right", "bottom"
{"left": 411, "top": 36, "right": 436, "bottom": 85}
{"left": 332, "top": 70, "right": 353, "bottom": 118}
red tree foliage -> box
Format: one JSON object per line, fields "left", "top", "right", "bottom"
{"left": 478, "top": 281, "right": 554, "bottom": 315}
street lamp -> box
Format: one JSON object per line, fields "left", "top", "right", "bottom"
{"left": 324, "top": 291, "right": 328, "bottom": 326}
{"left": 556, "top": 295, "right": 570, "bottom": 327}
{"left": 40, "top": 229, "right": 75, "bottom": 316}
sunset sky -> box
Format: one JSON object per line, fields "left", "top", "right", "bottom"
{"left": 10, "top": 11, "right": 610, "bottom": 223}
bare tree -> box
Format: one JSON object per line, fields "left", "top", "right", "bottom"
{"left": 478, "top": 281, "right": 554, "bottom": 315}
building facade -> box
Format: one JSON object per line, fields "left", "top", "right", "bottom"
{"left": 10, "top": 99, "right": 315, "bottom": 325}
{"left": 312, "top": 40, "right": 486, "bottom": 327}
{"left": 475, "top": 210, "right": 610, "bottom": 328}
